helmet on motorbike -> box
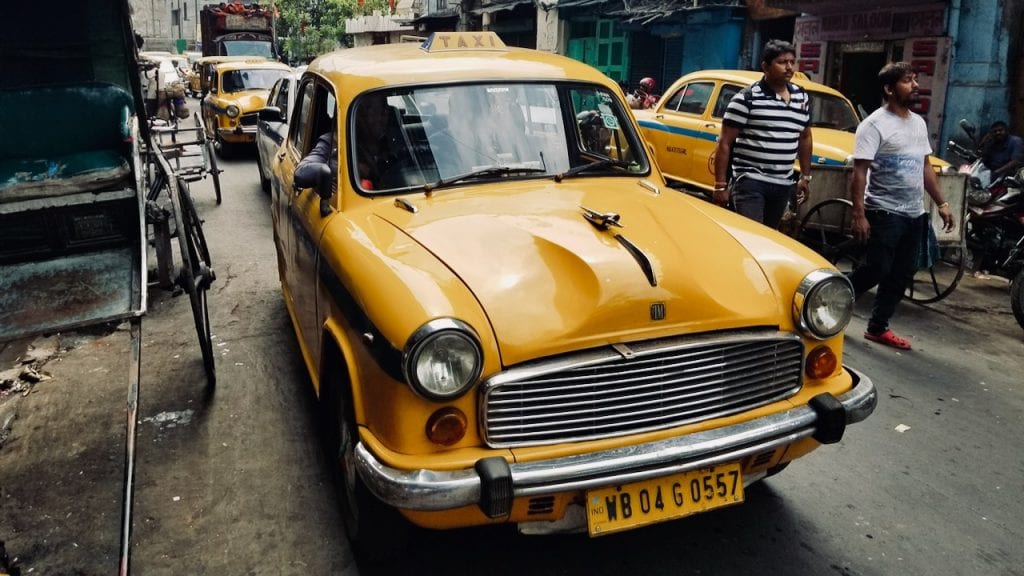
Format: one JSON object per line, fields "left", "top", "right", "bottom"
{"left": 639, "top": 77, "right": 656, "bottom": 92}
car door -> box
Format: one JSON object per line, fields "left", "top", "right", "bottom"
{"left": 694, "top": 82, "right": 743, "bottom": 189}
{"left": 258, "top": 77, "right": 290, "bottom": 178}
{"left": 640, "top": 81, "right": 714, "bottom": 187}
{"left": 277, "top": 79, "right": 338, "bottom": 368}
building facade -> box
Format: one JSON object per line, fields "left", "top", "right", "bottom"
{"left": 132, "top": 0, "right": 203, "bottom": 52}
{"left": 767, "top": 0, "right": 1023, "bottom": 155}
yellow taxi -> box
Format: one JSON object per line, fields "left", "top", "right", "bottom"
{"left": 189, "top": 55, "right": 263, "bottom": 97}
{"left": 200, "top": 59, "right": 290, "bottom": 155}
{"left": 635, "top": 70, "right": 864, "bottom": 193}
{"left": 636, "top": 70, "right": 949, "bottom": 195}
{"left": 267, "top": 32, "right": 876, "bottom": 558}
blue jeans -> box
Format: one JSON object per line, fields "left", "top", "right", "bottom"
{"left": 849, "top": 210, "right": 927, "bottom": 334}
{"left": 731, "top": 178, "right": 794, "bottom": 229}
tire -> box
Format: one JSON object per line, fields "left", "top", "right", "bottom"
{"left": 1011, "top": 270, "right": 1024, "bottom": 331}
{"left": 195, "top": 112, "right": 222, "bottom": 204}
{"left": 171, "top": 177, "right": 217, "bottom": 387}
{"left": 214, "top": 135, "right": 232, "bottom": 159}
{"left": 321, "top": 353, "right": 409, "bottom": 568}
{"left": 906, "top": 245, "right": 966, "bottom": 304}
{"left": 256, "top": 149, "right": 270, "bottom": 193}
{"left": 207, "top": 141, "right": 223, "bottom": 204}
{"left": 797, "top": 198, "right": 864, "bottom": 274}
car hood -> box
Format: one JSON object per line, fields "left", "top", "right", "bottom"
{"left": 812, "top": 127, "right": 949, "bottom": 168}
{"left": 376, "top": 180, "right": 782, "bottom": 366}
{"left": 811, "top": 128, "right": 855, "bottom": 166}
{"left": 220, "top": 91, "right": 269, "bottom": 112}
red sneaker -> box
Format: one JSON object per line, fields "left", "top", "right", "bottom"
{"left": 864, "top": 330, "right": 912, "bottom": 350}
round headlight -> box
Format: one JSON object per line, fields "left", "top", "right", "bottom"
{"left": 226, "top": 105, "right": 240, "bottom": 118}
{"left": 793, "top": 270, "right": 854, "bottom": 339}
{"left": 403, "top": 319, "right": 482, "bottom": 400}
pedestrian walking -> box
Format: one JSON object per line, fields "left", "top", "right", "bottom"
{"left": 713, "top": 39, "right": 812, "bottom": 229}
{"left": 849, "top": 61, "right": 956, "bottom": 350}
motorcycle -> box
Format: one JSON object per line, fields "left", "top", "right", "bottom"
{"left": 947, "top": 119, "right": 1024, "bottom": 330}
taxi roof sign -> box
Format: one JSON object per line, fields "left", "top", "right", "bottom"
{"left": 420, "top": 32, "right": 507, "bottom": 53}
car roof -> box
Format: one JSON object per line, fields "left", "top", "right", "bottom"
{"left": 305, "top": 33, "right": 617, "bottom": 92}
{"left": 215, "top": 60, "right": 292, "bottom": 73}
{"left": 197, "top": 55, "right": 269, "bottom": 65}
{"left": 677, "top": 69, "right": 847, "bottom": 99}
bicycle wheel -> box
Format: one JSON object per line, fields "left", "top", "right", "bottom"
{"left": 194, "top": 112, "right": 222, "bottom": 205}
{"left": 169, "top": 175, "right": 217, "bottom": 387}
{"left": 797, "top": 198, "right": 865, "bottom": 274}
{"left": 906, "top": 245, "right": 966, "bottom": 304}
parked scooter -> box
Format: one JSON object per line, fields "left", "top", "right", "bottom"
{"left": 948, "top": 119, "right": 1024, "bottom": 330}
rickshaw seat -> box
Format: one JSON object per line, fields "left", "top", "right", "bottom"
{"left": 0, "top": 82, "right": 134, "bottom": 202}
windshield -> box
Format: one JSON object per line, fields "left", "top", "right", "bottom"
{"left": 221, "top": 68, "right": 288, "bottom": 92}
{"left": 349, "top": 82, "right": 649, "bottom": 194}
{"left": 222, "top": 40, "right": 275, "bottom": 58}
{"left": 810, "top": 92, "right": 860, "bottom": 132}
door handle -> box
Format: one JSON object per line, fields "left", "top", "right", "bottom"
{"left": 704, "top": 123, "right": 717, "bottom": 128}
{"left": 655, "top": 114, "right": 664, "bottom": 120}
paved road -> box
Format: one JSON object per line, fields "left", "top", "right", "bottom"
{"left": 1, "top": 147, "right": 1023, "bottom": 575}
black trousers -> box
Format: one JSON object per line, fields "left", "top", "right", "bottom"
{"left": 849, "top": 210, "right": 927, "bottom": 334}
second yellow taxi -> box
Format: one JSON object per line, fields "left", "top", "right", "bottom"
{"left": 200, "top": 58, "right": 289, "bottom": 155}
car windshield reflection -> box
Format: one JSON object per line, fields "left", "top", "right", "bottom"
{"left": 349, "top": 82, "right": 650, "bottom": 194}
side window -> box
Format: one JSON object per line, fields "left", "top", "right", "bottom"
{"left": 674, "top": 82, "right": 713, "bottom": 115}
{"left": 291, "top": 81, "right": 315, "bottom": 154}
{"left": 712, "top": 84, "right": 742, "bottom": 118}
{"left": 274, "top": 80, "right": 290, "bottom": 118}
{"left": 662, "top": 85, "right": 687, "bottom": 112}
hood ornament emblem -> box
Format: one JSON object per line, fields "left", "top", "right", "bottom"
{"left": 580, "top": 206, "right": 623, "bottom": 230}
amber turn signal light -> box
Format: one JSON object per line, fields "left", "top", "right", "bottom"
{"left": 426, "top": 407, "right": 468, "bottom": 446}
{"left": 805, "top": 345, "right": 838, "bottom": 380}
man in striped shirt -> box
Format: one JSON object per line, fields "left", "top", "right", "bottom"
{"left": 713, "top": 39, "right": 813, "bottom": 229}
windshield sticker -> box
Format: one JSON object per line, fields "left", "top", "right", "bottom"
{"left": 601, "top": 113, "right": 620, "bottom": 130}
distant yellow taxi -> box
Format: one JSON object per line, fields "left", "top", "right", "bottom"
{"left": 635, "top": 70, "right": 948, "bottom": 194}
{"left": 200, "top": 59, "right": 289, "bottom": 155}
{"left": 635, "top": 70, "right": 864, "bottom": 193}
{"left": 267, "top": 32, "right": 876, "bottom": 557}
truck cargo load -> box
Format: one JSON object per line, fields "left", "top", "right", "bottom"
{"left": 200, "top": 2, "right": 277, "bottom": 59}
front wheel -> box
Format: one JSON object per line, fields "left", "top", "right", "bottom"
{"left": 1011, "top": 270, "right": 1024, "bottom": 330}
{"left": 322, "top": 372, "right": 409, "bottom": 567}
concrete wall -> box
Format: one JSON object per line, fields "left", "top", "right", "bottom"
{"left": 942, "top": 0, "right": 1017, "bottom": 147}
{"left": 131, "top": 0, "right": 202, "bottom": 53}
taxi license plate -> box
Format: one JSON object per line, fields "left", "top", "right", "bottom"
{"left": 586, "top": 463, "right": 744, "bottom": 536}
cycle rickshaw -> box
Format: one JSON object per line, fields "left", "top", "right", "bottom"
{"left": 1, "top": 1, "right": 216, "bottom": 573}
{"left": 794, "top": 165, "right": 968, "bottom": 304}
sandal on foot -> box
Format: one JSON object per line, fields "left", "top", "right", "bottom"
{"left": 864, "top": 330, "right": 912, "bottom": 350}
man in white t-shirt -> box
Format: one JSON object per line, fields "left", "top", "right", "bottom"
{"left": 848, "top": 61, "right": 955, "bottom": 350}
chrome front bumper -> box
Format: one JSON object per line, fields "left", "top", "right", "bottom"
{"left": 355, "top": 366, "right": 876, "bottom": 513}
{"left": 217, "top": 125, "right": 256, "bottom": 139}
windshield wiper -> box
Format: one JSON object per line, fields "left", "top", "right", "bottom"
{"left": 423, "top": 165, "right": 546, "bottom": 193}
{"left": 553, "top": 158, "right": 634, "bottom": 182}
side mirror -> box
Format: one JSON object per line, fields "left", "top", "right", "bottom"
{"left": 258, "top": 106, "right": 285, "bottom": 123}
{"left": 959, "top": 118, "right": 976, "bottom": 139}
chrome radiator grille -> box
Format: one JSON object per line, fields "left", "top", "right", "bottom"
{"left": 240, "top": 113, "right": 257, "bottom": 126}
{"left": 481, "top": 331, "right": 804, "bottom": 447}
